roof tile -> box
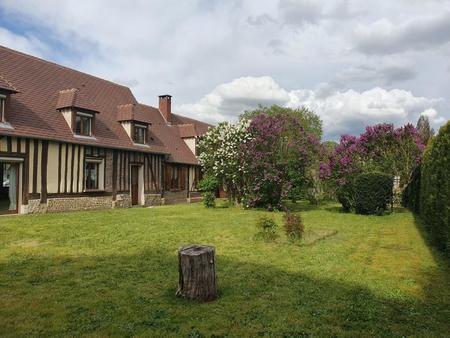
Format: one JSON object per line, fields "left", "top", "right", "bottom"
{"left": 0, "top": 45, "right": 213, "bottom": 164}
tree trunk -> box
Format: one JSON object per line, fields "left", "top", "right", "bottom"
{"left": 176, "top": 244, "right": 217, "bottom": 302}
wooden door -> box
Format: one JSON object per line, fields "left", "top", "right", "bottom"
{"left": 131, "top": 165, "right": 139, "bottom": 205}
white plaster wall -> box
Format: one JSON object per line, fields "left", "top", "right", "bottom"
{"left": 183, "top": 138, "right": 196, "bottom": 155}
{"left": 121, "top": 122, "right": 132, "bottom": 138}
{"left": 47, "top": 142, "right": 59, "bottom": 193}
{"left": 62, "top": 108, "right": 72, "bottom": 129}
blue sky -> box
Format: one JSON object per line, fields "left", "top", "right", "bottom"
{"left": 0, "top": 0, "right": 449, "bottom": 140}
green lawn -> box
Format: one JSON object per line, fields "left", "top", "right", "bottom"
{"left": 0, "top": 202, "right": 449, "bottom": 337}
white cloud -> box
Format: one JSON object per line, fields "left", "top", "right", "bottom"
{"left": 176, "top": 76, "right": 444, "bottom": 140}
{"left": 335, "top": 61, "right": 416, "bottom": 85}
{"left": 176, "top": 76, "right": 290, "bottom": 123}
{"left": 354, "top": 11, "right": 450, "bottom": 54}
{"left": 289, "top": 87, "right": 443, "bottom": 139}
{"left": 421, "top": 108, "right": 446, "bottom": 125}
{"left": 0, "top": 27, "right": 47, "bottom": 57}
{"left": 0, "top": 0, "right": 449, "bottom": 139}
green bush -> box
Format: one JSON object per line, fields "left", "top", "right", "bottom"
{"left": 202, "top": 191, "right": 216, "bottom": 208}
{"left": 283, "top": 212, "right": 304, "bottom": 241}
{"left": 255, "top": 216, "right": 278, "bottom": 242}
{"left": 337, "top": 181, "right": 355, "bottom": 212}
{"left": 354, "top": 172, "right": 393, "bottom": 215}
{"left": 402, "top": 166, "right": 421, "bottom": 213}
{"left": 420, "top": 121, "right": 450, "bottom": 253}
{"left": 198, "top": 175, "right": 218, "bottom": 208}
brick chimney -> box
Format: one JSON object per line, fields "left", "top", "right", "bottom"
{"left": 159, "top": 94, "right": 172, "bottom": 122}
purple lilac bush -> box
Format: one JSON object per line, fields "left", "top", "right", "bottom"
{"left": 241, "top": 113, "right": 321, "bottom": 209}
{"left": 320, "top": 123, "right": 424, "bottom": 210}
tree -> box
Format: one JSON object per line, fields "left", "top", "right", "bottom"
{"left": 416, "top": 115, "right": 434, "bottom": 145}
{"left": 241, "top": 113, "right": 321, "bottom": 209}
{"left": 242, "top": 105, "right": 324, "bottom": 204}
{"left": 240, "top": 105, "right": 323, "bottom": 139}
{"left": 321, "top": 123, "right": 424, "bottom": 211}
{"left": 198, "top": 120, "right": 251, "bottom": 203}
{"left": 420, "top": 121, "right": 450, "bottom": 252}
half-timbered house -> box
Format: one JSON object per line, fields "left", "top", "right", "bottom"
{"left": 0, "top": 46, "right": 211, "bottom": 214}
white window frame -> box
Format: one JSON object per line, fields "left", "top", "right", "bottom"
{"left": 84, "top": 158, "right": 104, "bottom": 191}
{"left": 75, "top": 111, "right": 93, "bottom": 136}
{"left": 133, "top": 123, "right": 147, "bottom": 144}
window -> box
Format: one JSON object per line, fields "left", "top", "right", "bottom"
{"left": 0, "top": 95, "right": 5, "bottom": 123}
{"left": 85, "top": 161, "right": 99, "bottom": 190}
{"left": 133, "top": 124, "right": 147, "bottom": 144}
{"left": 75, "top": 112, "right": 93, "bottom": 136}
{"left": 171, "top": 166, "right": 179, "bottom": 189}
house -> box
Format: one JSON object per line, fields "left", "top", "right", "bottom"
{"left": 0, "top": 45, "right": 212, "bottom": 215}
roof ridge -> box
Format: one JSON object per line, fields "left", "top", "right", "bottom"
{"left": 138, "top": 103, "right": 157, "bottom": 109}
{"left": 171, "top": 112, "right": 214, "bottom": 127}
{"left": 0, "top": 45, "right": 132, "bottom": 92}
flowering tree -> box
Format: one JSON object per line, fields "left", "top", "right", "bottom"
{"left": 241, "top": 113, "right": 321, "bottom": 209}
{"left": 241, "top": 105, "right": 323, "bottom": 139}
{"left": 320, "top": 123, "right": 424, "bottom": 210}
{"left": 198, "top": 120, "right": 251, "bottom": 203}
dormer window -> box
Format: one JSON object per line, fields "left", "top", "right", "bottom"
{"left": 56, "top": 88, "right": 99, "bottom": 137}
{"left": 75, "top": 112, "right": 93, "bottom": 136}
{"left": 0, "top": 95, "right": 5, "bottom": 123}
{"left": 133, "top": 124, "right": 147, "bottom": 144}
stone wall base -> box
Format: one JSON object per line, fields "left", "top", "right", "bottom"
{"left": 24, "top": 193, "right": 164, "bottom": 214}
{"left": 112, "top": 194, "right": 132, "bottom": 209}
{"left": 144, "top": 194, "right": 163, "bottom": 206}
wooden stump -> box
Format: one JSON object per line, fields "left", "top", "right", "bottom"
{"left": 176, "top": 244, "right": 217, "bottom": 302}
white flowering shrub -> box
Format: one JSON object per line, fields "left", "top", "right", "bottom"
{"left": 198, "top": 120, "right": 251, "bottom": 203}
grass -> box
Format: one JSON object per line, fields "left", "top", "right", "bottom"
{"left": 0, "top": 201, "right": 449, "bottom": 337}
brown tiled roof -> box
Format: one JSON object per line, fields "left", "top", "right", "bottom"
{"left": 56, "top": 88, "right": 99, "bottom": 112}
{"left": 171, "top": 113, "right": 212, "bottom": 135}
{"left": 117, "top": 103, "right": 152, "bottom": 124}
{"left": 0, "top": 45, "right": 214, "bottom": 163}
{"left": 177, "top": 124, "right": 196, "bottom": 138}
{"left": 0, "top": 74, "right": 18, "bottom": 93}
{"left": 139, "top": 104, "right": 199, "bottom": 164}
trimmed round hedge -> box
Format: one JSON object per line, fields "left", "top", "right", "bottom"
{"left": 354, "top": 172, "right": 393, "bottom": 215}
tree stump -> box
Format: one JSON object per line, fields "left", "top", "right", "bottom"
{"left": 176, "top": 244, "right": 217, "bottom": 302}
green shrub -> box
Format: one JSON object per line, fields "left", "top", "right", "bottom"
{"left": 337, "top": 181, "right": 355, "bottom": 212}
{"left": 402, "top": 165, "right": 421, "bottom": 213}
{"left": 283, "top": 212, "right": 304, "bottom": 241}
{"left": 198, "top": 176, "right": 218, "bottom": 208}
{"left": 255, "top": 216, "right": 278, "bottom": 242}
{"left": 354, "top": 172, "right": 393, "bottom": 215}
{"left": 202, "top": 191, "right": 216, "bottom": 208}
{"left": 420, "top": 121, "right": 450, "bottom": 253}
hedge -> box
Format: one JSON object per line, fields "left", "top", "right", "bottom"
{"left": 337, "top": 182, "right": 355, "bottom": 212}
{"left": 402, "top": 166, "right": 421, "bottom": 213}
{"left": 354, "top": 172, "right": 393, "bottom": 215}
{"left": 420, "top": 121, "right": 450, "bottom": 252}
